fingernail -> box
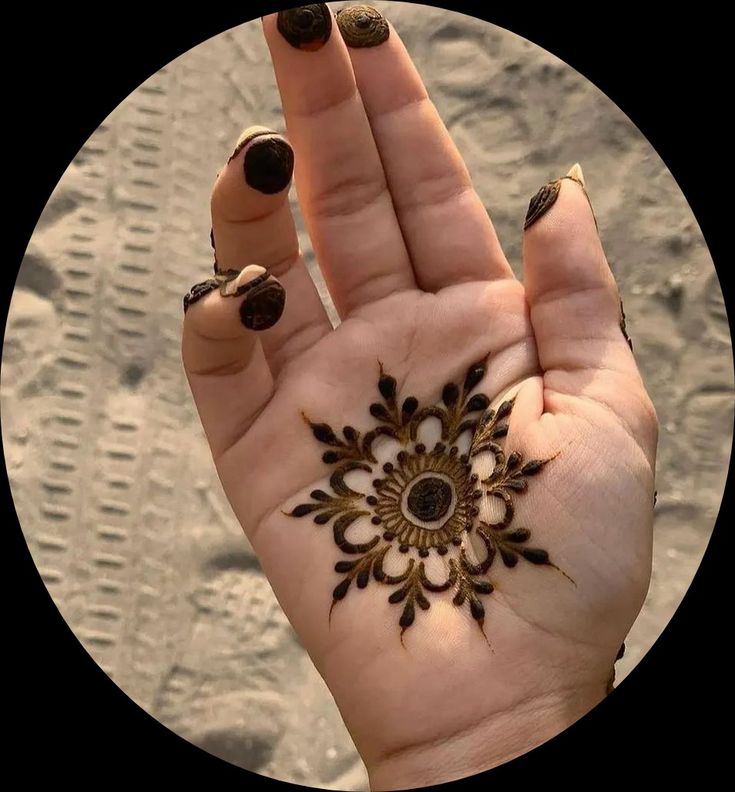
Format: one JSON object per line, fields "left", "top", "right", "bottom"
{"left": 277, "top": 5, "right": 332, "bottom": 51}
{"left": 336, "top": 5, "right": 390, "bottom": 48}
{"left": 221, "top": 265, "right": 268, "bottom": 297}
{"left": 566, "top": 162, "right": 585, "bottom": 187}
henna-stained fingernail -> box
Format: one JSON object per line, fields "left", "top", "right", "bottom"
{"left": 336, "top": 5, "right": 390, "bottom": 47}
{"left": 277, "top": 4, "right": 332, "bottom": 51}
{"left": 243, "top": 136, "right": 294, "bottom": 195}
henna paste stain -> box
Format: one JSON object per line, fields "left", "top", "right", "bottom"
{"left": 277, "top": 4, "right": 332, "bottom": 51}
{"left": 524, "top": 179, "right": 561, "bottom": 230}
{"left": 240, "top": 279, "right": 286, "bottom": 330}
{"left": 183, "top": 267, "right": 285, "bottom": 331}
{"left": 183, "top": 278, "right": 220, "bottom": 313}
{"left": 524, "top": 162, "right": 598, "bottom": 230}
{"left": 287, "top": 363, "right": 571, "bottom": 640}
{"left": 620, "top": 298, "right": 634, "bottom": 350}
{"left": 243, "top": 136, "right": 294, "bottom": 195}
{"left": 336, "top": 5, "right": 389, "bottom": 48}
{"left": 210, "top": 228, "right": 220, "bottom": 274}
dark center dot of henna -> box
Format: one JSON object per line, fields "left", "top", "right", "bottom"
{"left": 406, "top": 476, "right": 453, "bottom": 522}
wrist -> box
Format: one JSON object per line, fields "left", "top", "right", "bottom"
{"left": 365, "top": 681, "right": 607, "bottom": 791}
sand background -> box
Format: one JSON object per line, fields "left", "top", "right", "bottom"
{"left": 2, "top": 3, "right": 732, "bottom": 789}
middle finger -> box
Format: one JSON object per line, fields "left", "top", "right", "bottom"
{"left": 262, "top": 5, "right": 416, "bottom": 318}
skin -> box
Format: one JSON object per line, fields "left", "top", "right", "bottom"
{"left": 181, "top": 9, "right": 658, "bottom": 790}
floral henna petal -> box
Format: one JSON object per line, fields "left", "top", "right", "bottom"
{"left": 464, "top": 363, "right": 486, "bottom": 393}
{"left": 330, "top": 462, "right": 372, "bottom": 498}
{"left": 309, "top": 421, "right": 341, "bottom": 446}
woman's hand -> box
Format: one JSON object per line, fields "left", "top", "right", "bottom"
{"left": 181, "top": 6, "right": 658, "bottom": 788}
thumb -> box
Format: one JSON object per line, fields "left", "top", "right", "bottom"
{"left": 521, "top": 164, "right": 657, "bottom": 464}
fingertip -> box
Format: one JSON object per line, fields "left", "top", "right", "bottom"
{"left": 522, "top": 172, "right": 615, "bottom": 306}
{"left": 182, "top": 267, "right": 286, "bottom": 342}
{"left": 272, "top": 4, "right": 334, "bottom": 52}
{"left": 213, "top": 129, "right": 294, "bottom": 220}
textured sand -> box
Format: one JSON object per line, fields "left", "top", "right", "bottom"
{"left": 2, "top": 3, "right": 732, "bottom": 789}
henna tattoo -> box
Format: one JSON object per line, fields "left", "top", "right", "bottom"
{"left": 183, "top": 268, "right": 285, "bottom": 330}
{"left": 524, "top": 163, "right": 597, "bottom": 230}
{"left": 287, "top": 363, "right": 571, "bottom": 639}
{"left": 524, "top": 179, "right": 562, "bottom": 230}
{"left": 242, "top": 136, "right": 294, "bottom": 195}
{"left": 620, "top": 298, "right": 634, "bottom": 350}
{"left": 277, "top": 5, "right": 332, "bottom": 51}
{"left": 225, "top": 128, "right": 294, "bottom": 194}
{"left": 240, "top": 278, "right": 286, "bottom": 330}
{"left": 336, "top": 5, "right": 390, "bottom": 48}
{"left": 210, "top": 228, "right": 219, "bottom": 274}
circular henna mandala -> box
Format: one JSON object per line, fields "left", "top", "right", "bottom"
{"left": 287, "top": 363, "right": 569, "bottom": 638}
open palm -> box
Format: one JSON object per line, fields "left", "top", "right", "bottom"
{"left": 181, "top": 8, "right": 657, "bottom": 789}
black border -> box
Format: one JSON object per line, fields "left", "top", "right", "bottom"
{"left": 6, "top": 2, "right": 732, "bottom": 788}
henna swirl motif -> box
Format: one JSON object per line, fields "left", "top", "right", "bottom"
{"left": 287, "top": 363, "right": 569, "bottom": 639}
